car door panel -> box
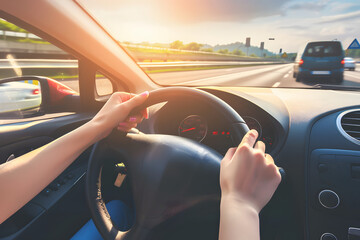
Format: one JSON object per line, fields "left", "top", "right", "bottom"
{"left": 0, "top": 113, "right": 95, "bottom": 240}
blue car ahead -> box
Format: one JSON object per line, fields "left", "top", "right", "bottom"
{"left": 293, "top": 41, "right": 345, "bottom": 83}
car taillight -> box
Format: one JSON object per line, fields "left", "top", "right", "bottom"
{"left": 32, "top": 89, "right": 40, "bottom": 95}
{"left": 299, "top": 59, "right": 304, "bottom": 65}
{"left": 341, "top": 59, "right": 345, "bottom": 65}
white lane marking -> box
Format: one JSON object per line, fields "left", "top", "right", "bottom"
{"left": 177, "top": 64, "right": 292, "bottom": 85}
{"left": 272, "top": 82, "right": 281, "bottom": 87}
{"left": 224, "top": 69, "right": 234, "bottom": 71}
{"left": 288, "top": 70, "right": 292, "bottom": 74}
{"left": 283, "top": 74, "right": 289, "bottom": 78}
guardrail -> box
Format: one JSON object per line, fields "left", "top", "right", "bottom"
{"left": 0, "top": 59, "right": 78, "bottom": 69}
{"left": 122, "top": 43, "right": 259, "bottom": 58}
{"left": 0, "top": 39, "right": 66, "bottom": 55}
{"left": 0, "top": 59, "right": 284, "bottom": 70}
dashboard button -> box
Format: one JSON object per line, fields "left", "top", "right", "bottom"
{"left": 318, "top": 163, "right": 328, "bottom": 173}
{"left": 66, "top": 173, "right": 74, "bottom": 179}
{"left": 58, "top": 179, "right": 66, "bottom": 185}
{"left": 320, "top": 233, "right": 337, "bottom": 240}
{"left": 43, "top": 188, "right": 51, "bottom": 196}
{"left": 318, "top": 190, "right": 340, "bottom": 209}
{"left": 49, "top": 183, "right": 59, "bottom": 191}
{"left": 351, "top": 165, "right": 360, "bottom": 179}
{"left": 349, "top": 227, "right": 360, "bottom": 240}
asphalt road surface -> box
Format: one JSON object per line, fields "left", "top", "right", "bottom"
{"left": 61, "top": 63, "right": 360, "bottom": 93}
{"left": 151, "top": 63, "right": 360, "bottom": 88}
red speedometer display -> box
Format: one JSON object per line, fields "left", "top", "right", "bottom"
{"left": 178, "top": 115, "right": 207, "bottom": 142}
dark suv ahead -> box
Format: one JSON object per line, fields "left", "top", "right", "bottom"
{"left": 293, "top": 41, "right": 345, "bottom": 83}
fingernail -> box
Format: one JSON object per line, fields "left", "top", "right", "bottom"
{"left": 129, "top": 117, "right": 137, "bottom": 122}
{"left": 140, "top": 91, "right": 149, "bottom": 97}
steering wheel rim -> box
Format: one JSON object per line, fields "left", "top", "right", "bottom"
{"left": 86, "top": 87, "right": 249, "bottom": 240}
{"left": 129, "top": 87, "right": 249, "bottom": 145}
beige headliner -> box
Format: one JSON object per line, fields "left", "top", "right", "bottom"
{"left": 0, "top": 0, "right": 159, "bottom": 93}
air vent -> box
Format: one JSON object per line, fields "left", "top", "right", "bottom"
{"left": 339, "top": 110, "right": 360, "bottom": 143}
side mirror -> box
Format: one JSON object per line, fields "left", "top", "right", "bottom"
{"left": 0, "top": 76, "right": 79, "bottom": 119}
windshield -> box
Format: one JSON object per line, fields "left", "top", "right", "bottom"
{"left": 303, "top": 42, "right": 343, "bottom": 57}
{"left": 77, "top": 0, "right": 360, "bottom": 89}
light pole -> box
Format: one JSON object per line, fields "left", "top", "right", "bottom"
{"left": 268, "top": 38, "right": 275, "bottom": 58}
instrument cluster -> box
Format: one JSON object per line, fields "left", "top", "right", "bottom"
{"left": 177, "top": 115, "right": 275, "bottom": 153}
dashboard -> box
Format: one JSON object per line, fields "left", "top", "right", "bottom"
{"left": 137, "top": 86, "right": 360, "bottom": 240}
{"left": 144, "top": 88, "right": 284, "bottom": 155}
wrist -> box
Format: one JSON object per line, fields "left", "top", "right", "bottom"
{"left": 83, "top": 119, "right": 109, "bottom": 143}
{"left": 219, "top": 194, "right": 260, "bottom": 240}
{"left": 221, "top": 193, "right": 260, "bottom": 215}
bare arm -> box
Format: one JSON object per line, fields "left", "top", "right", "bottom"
{"left": 219, "top": 130, "right": 281, "bottom": 240}
{"left": 0, "top": 91, "right": 149, "bottom": 224}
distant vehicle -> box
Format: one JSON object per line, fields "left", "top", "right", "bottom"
{"left": 293, "top": 41, "right": 345, "bottom": 83}
{"left": 0, "top": 81, "right": 41, "bottom": 116}
{"left": 344, "top": 57, "right": 356, "bottom": 71}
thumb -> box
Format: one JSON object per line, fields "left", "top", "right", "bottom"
{"left": 123, "top": 91, "right": 149, "bottom": 109}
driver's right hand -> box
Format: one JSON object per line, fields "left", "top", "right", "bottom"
{"left": 219, "top": 129, "right": 281, "bottom": 213}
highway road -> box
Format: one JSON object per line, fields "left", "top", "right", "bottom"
{"left": 150, "top": 63, "right": 360, "bottom": 88}
{"left": 60, "top": 63, "right": 360, "bottom": 93}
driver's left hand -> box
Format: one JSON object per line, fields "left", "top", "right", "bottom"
{"left": 90, "top": 91, "right": 149, "bottom": 140}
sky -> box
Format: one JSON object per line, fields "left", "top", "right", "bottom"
{"left": 78, "top": 0, "right": 360, "bottom": 53}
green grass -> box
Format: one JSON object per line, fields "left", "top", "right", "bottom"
{"left": 48, "top": 74, "right": 104, "bottom": 80}
{"left": 0, "top": 19, "right": 49, "bottom": 44}
{"left": 0, "top": 19, "right": 28, "bottom": 32}
{"left": 47, "top": 75, "right": 78, "bottom": 80}
{"left": 17, "top": 38, "right": 50, "bottom": 44}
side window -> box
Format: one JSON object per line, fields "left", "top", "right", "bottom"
{"left": 0, "top": 19, "right": 79, "bottom": 124}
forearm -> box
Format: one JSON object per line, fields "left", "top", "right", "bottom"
{"left": 219, "top": 195, "right": 260, "bottom": 240}
{"left": 0, "top": 120, "right": 102, "bottom": 223}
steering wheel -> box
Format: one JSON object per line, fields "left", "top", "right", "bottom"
{"left": 86, "top": 87, "right": 250, "bottom": 240}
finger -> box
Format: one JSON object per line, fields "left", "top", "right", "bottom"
{"left": 254, "top": 141, "right": 266, "bottom": 153}
{"left": 222, "top": 147, "right": 237, "bottom": 162}
{"left": 117, "top": 92, "right": 132, "bottom": 103}
{"left": 123, "top": 91, "right": 149, "bottom": 109}
{"left": 265, "top": 153, "right": 275, "bottom": 165}
{"left": 127, "top": 114, "right": 144, "bottom": 123}
{"left": 117, "top": 126, "right": 133, "bottom": 132}
{"left": 265, "top": 154, "right": 281, "bottom": 182}
{"left": 141, "top": 108, "right": 149, "bottom": 119}
{"left": 117, "top": 123, "right": 137, "bottom": 132}
{"left": 239, "top": 130, "right": 258, "bottom": 148}
{"left": 118, "top": 122, "right": 137, "bottom": 129}
{"left": 120, "top": 122, "right": 137, "bottom": 127}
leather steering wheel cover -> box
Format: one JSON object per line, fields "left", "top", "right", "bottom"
{"left": 131, "top": 87, "right": 245, "bottom": 124}
{"left": 86, "top": 141, "right": 125, "bottom": 239}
